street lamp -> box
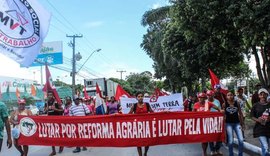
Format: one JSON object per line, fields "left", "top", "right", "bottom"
{"left": 77, "top": 48, "right": 101, "bottom": 73}
{"left": 71, "top": 48, "right": 101, "bottom": 98}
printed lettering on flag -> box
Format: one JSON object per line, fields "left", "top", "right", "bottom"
{"left": 120, "top": 93, "right": 184, "bottom": 114}
{"left": 0, "top": 0, "right": 51, "bottom": 67}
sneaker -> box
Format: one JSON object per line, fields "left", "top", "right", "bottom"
{"left": 73, "top": 148, "right": 81, "bottom": 153}
{"left": 210, "top": 151, "right": 217, "bottom": 156}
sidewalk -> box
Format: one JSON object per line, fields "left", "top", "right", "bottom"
{"left": 233, "top": 139, "right": 262, "bottom": 156}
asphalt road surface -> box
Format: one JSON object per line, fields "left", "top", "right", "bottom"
{"left": 1, "top": 133, "right": 251, "bottom": 156}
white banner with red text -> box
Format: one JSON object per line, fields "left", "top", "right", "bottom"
{"left": 120, "top": 93, "right": 184, "bottom": 114}
{"left": 18, "top": 112, "right": 225, "bottom": 147}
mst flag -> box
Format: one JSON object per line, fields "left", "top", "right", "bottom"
{"left": 115, "top": 84, "right": 131, "bottom": 101}
{"left": 0, "top": 0, "right": 51, "bottom": 67}
{"left": 208, "top": 69, "right": 228, "bottom": 94}
{"left": 42, "top": 65, "right": 62, "bottom": 104}
{"left": 83, "top": 86, "right": 89, "bottom": 99}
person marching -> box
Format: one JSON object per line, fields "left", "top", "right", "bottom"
{"left": 44, "top": 91, "right": 64, "bottom": 156}
{"left": 0, "top": 100, "right": 12, "bottom": 153}
{"left": 10, "top": 99, "right": 32, "bottom": 156}
{"left": 250, "top": 88, "right": 270, "bottom": 156}
{"left": 235, "top": 87, "right": 248, "bottom": 140}
{"left": 63, "top": 96, "right": 72, "bottom": 116}
{"left": 183, "top": 95, "right": 197, "bottom": 111}
{"left": 214, "top": 84, "right": 226, "bottom": 104}
{"left": 69, "top": 95, "right": 90, "bottom": 153}
{"left": 193, "top": 93, "right": 222, "bottom": 156}
{"left": 223, "top": 91, "right": 244, "bottom": 156}
{"left": 106, "top": 96, "right": 122, "bottom": 115}
{"left": 129, "top": 92, "right": 154, "bottom": 156}
{"left": 206, "top": 90, "right": 223, "bottom": 155}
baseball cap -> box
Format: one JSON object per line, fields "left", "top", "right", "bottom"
{"left": 206, "top": 90, "right": 215, "bottom": 96}
{"left": 197, "top": 93, "right": 207, "bottom": 98}
{"left": 258, "top": 88, "right": 269, "bottom": 95}
{"left": 18, "top": 99, "right": 26, "bottom": 104}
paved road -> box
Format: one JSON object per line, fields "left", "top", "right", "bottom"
{"left": 1, "top": 134, "right": 251, "bottom": 156}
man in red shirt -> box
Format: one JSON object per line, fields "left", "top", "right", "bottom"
{"left": 193, "top": 92, "right": 222, "bottom": 156}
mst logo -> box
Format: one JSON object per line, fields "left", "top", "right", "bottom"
{"left": 0, "top": 0, "right": 41, "bottom": 48}
{"left": 20, "top": 117, "right": 37, "bottom": 137}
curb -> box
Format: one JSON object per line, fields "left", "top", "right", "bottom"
{"left": 233, "top": 138, "right": 264, "bottom": 155}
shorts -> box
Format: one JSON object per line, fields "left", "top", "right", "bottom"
{"left": 11, "top": 127, "right": 20, "bottom": 139}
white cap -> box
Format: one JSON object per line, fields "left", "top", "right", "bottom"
{"left": 258, "top": 88, "right": 269, "bottom": 95}
{"left": 144, "top": 93, "right": 150, "bottom": 97}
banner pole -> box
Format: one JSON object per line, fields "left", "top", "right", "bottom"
{"left": 40, "top": 65, "right": 44, "bottom": 102}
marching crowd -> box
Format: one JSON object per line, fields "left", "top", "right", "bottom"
{"left": 0, "top": 84, "right": 269, "bottom": 156}
{"left": 183, "top": 84, "right": 270, "bottom": 156}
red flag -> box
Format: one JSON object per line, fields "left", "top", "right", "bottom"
{"left": 96, "top": 83, "right": 103, "bottom": 98}
{"left": 208, "top": 69, "right": 220, "bottom": 89}
{"left": 42, "top": 65, "right": 53, "bottom": 92}
{"left": 154, "top": 88, "right": 168, "bottom": 96}
{"left": 84, "top": 86, "right": 89, "bottom": 99}
{"left": 42, "top": 64, "right": 62, "bottom": 104}
{"left": 115, "top": 84, "right": 131, "bottom": 101}
{"left": 208, "top": 69, "right": 228, "bottom": 94}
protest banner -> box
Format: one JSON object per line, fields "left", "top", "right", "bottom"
{"left": 18, "top": 112, "right": 224, "bottom": 147}
{"left": 120, "top": 93, "right": 184, "bottom": 114}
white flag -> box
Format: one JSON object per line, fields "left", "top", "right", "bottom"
{"left": 0, "top": 0, "right": 51, "bottom": 67}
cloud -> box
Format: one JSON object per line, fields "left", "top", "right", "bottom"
{"left": 151, "top": 1, "right": 170, "bottom": 9}
{"left": 152, "top": 3, "right": 161, "bottom": 9}
{"left": 84, "top": 21, "right": 104, "bottom": 28}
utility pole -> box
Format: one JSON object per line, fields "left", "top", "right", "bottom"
{"left": 66, "top": 34, "right": 83, "bottom": 98}
{"left": 117, "top": 70, "right": 126, "bottom": 80}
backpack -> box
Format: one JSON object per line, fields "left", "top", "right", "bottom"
{"left": 133, "top": 103, "right": 150, "bottom": 113}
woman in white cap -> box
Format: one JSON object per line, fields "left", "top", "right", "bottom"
{"left": 251, "top": 88, "right": 270, "bottom": 156}
{"left": 10, "top": 99, "right": 32, "bottom": 156}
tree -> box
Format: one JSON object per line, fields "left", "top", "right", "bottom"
{"left": 237, "top": 1, "right": 270, "bottom": 87}
{"left": 126, "top": 72, "right": 155, "bottom": 95}
{"left": 109, "top": 78, "right": 134, "bottom": 94}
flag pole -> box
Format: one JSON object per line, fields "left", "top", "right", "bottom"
{"left": 41, "top": 65, "right": 44, "bottom": 102}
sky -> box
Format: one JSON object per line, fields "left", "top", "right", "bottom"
{"left": 0, "top": 0, "right": 258, "bottom": 86}
{"left": 0, "top": 0, "right": 169, "bottom": 84}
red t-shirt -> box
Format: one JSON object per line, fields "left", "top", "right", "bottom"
{"left": 193, "top": 101, "right": 214, "bottom": 112}
{"left": 135, "top": 103, "right": 148, "bottom": 114}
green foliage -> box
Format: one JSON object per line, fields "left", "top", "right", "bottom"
{"left": 110, "top": 71, "right": 157, "bottom": 95}
{"left": 140, "top": 0, "right": 261, "bottom": 94}
{"left": 126, "top": 72, "right": 155, "bottom": 95}
{"left": 22, "top": 96, "right": 35, "bottom": 105}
